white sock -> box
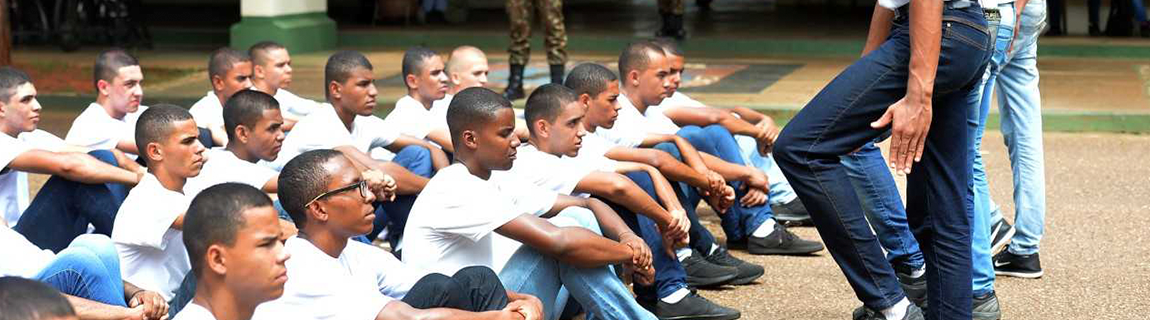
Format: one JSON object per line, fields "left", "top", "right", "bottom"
{"left": 910, "top": 267, "right": 925, "bottom": 279}
{"left": 676, "top": 248, "right": 693, "bottom": 262}
{"left": 751, "top": 219, "right": 778, "bottom": 238}
{"left": 660, "top": 288, "right": 690, "bottom": 304}
{"left": 708, "top": 243, "right": 720, "bottom": 256}
{"left": 881, "top": 298, "right": 911, "bottom": 320}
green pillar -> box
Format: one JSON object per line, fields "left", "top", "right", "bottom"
{"left": 230, "top": 0, "right": 336, "bottom": 53}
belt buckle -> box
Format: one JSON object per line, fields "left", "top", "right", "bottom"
{"left": 983, "top": 8, "right": 1001, "bottom": 22}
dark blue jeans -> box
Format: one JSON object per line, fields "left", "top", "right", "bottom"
{"left": 15, "top": 150, "right": 130, "bottom": 253}
{"left": 772, "top": 4, "right": 990, "bottom": 319}
{"left": 651, "top": 142, "right": 720, "bottom": 254}
{"left": 612, "top": 171, "right": 690, "bottom": 301}
{"left": 34, "top": 234, "right": 126, "bottom": 306}
{"left": 841, "top": 142, "right": 925, "bottom": 273}
{"left": 371, "top": 145, "right": 434, "bottom": 249}
{"left": 674, "top": 125, "right": 773, "bottom": 244}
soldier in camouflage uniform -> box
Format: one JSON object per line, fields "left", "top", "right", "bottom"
{"left": 503, "top": 0, "right": 568, "bottom": 101}
{"left": 657, "top": 0, "right": 687, "bottom": 40}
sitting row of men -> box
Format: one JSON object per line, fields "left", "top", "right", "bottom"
{"left": 1, "top": 39, "right": 830, "bottom": 320}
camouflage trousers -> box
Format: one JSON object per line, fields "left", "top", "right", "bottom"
{"left": 506, "top": 0, "right": 568, "bottom": 65}
{"left": 658, "top": 0, "right": 685, "bottom": 15}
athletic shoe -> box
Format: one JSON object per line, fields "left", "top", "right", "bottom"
{"left": 772, "top": 199, "right": 813, "bottom": 226}
{"left": 973, "top": 291, "right": 1002, "bottom": 320}
{"left": 702, "top": 247, "right": 764, "bottom": 285}
{"left": 682, "top": 250, "right": 739, "bottom": 288}
{"left": 746, "top": 223, "right": 824, "bottom": 255}
{"left": 896, "top": 270, "right": 927, "bottom": 309}
{"left": 852, "top": 303, "right": 925, "bottom": 320}
{"left": 993, "top": 251, "right": 1043, "bottom": 279}
{"left": 647, "top": 290, "right": 741, "bottom": 320}
{"left": 989, "top": 219, "right": 1015, "bottom": 255}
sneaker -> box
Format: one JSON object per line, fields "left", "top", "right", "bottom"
{"left": 989, "top": 219, "right": 1015, "bottom": 255}
{"left": 895, "top": 270, "right": 927, "bottom": 309}
{"left": 681, "top": 250, "right": 739, "bottom": 288}
{"left": 702, "top": 247, "right": 764, "bottom": 285}
{"left": 647, "top": 290, "right": 741, "bottom": 320}
{"left": 852, "top": 303, "right": 925, "bottom": 320}
{"left": 973, "top": 291, "right": 1002, "bottom": 320}
{"left": 747, "top": 223, "right": 824, "bottom": 255}
{"left": 993, "top": 251, "right": 1043, "bottom": 279}
{"left": 771, "top": 199, "right": 813, "bottom": 226}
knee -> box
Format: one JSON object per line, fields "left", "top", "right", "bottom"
{"left": 454, "top": 266, "right": 502, "bottom": 288}
{"left": 418, "top": 273, "right": 457, "bottom": 293}
{"left": 703, "top": 124, "right": 733, "bottom": 138}
{"left": 69, "top": 234, "right": 116, "bottom": 256}
{"left": 771, "top": 132, "right": 800, "bottom": 165}
{"left": 676, "top": 125, "right": 705, "bottom": 140}
{"left": 53, "top": 249, "right": 108, "bottom": 276}
{"left": 399, "top": 145, "right": 432, "bottom": 160}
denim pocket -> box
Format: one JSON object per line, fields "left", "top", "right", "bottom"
{"left": 943, "top": 14, "right": 991, "bottom": 51}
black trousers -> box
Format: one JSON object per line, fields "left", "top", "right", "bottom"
{"left": 402, "top": 266, "right": 511, "bottom": 312}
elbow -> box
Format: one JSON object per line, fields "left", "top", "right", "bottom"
{"left": 650, "top": 151, "right": 673, "bottom": 168}
{"left": 607, "top": 178, "right": 631, "bottom": 198}
{"left": 57, "top": 155, "right": 88, "bottom": 178}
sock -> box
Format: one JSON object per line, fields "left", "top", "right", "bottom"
{"left": 660, "top": 288, "right": 690, "bottom": 304}
{"left": 751, "top": 219, "right": 778, "bottom": 238}
{"left": 676, "top": 248, "right": 692, "bottom": 262}
{"left": 910, "top": 267, "right": 925, "bottom": 279}
{"left": 881, "top": 298, "right": 911, "bottom": 320}
{"left": 708, "top": 243, "right": 720, "bottom": 256}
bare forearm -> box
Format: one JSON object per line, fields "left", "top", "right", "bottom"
{"left": 907, "top": 0, "right": 942, "bottom": 102}
{"left": 644, "top": 166, "right": 685, "bottom": 213}
{"left": 864, "top": 5, "right": 896, "bottom": 57}
{"left": 575, "top": 174, "right": 673, "bottom": 228}
{"left": 715, "top": 114, "right": 761, "bottom": 137}
{"left": 379, "top": 162, "right": 429, "bottom": 194}
{"left": 66, "top": 295, "right": 135, "bottom": 320}
{"left": 669, "top": 136, "right": 710, "bottom": 173}
{"left": 68, "top": 155, "right": 140, "bottom": 185}
{"left": 110, "top": 149, "right": 144, "bottom": 175}
{"left": 425, "top": 129, "right": 455, "bottom": 154}
{"left": 729, "top": 107, "right": 767, "bottom": 124}
{"left": 700, "top": 153, "right": 752, "bottom": 182}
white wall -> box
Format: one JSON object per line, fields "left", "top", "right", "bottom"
{"left": 241, "top": 0, "right": 327, "bottom": 17}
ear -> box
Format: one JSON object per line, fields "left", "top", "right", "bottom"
{"left": 461, "top": 129, "right": 479, "bottom": 150}
{"left": 235, "top": 124, "right": 250, "bottom": 144}
{"left": 449, "top": 72, "right": 462, "bottom": 86}
{"left": 308, "top": 201, "right": 329, "bottom": 224}
{"left": 577, "top": 93, "right": 592, "bottom": 107}
{"left": 211, "top": 75, "right": 226, "bottom": 92}
{"left": 328, "top": 81, "right": 342, "bottom": 101}
{"left": 628, "top": 70, "right": 641, "bottom": 87}
{"left": 146, "top": 142, "right": 163, "bottom": 163}
{"left": 206, "top": 244, "right": 228, "bottom": 275}
{"left": 96, "top": 79, "right": 112, "bottom": 97}
{"left": 404, "top": 74, "right": 419, "bottom": 90}
{"left": 253, "top": 64, "right": 266, "bottom": 80}
{"left": 532, "top": 119, "right": 549, "bottom": 138}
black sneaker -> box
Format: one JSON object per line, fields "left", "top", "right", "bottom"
{"left": 648, "top": 290, "right": 741, "bottom": 320}
{"left": 772, "top": 199, "right": 813, "bottom": 226}
{"left": 993, "top": 251, "right": 1043, "bottom": 279}
{"left": 852, "top": 303, "right": 925, "bottom": 320}
{"left": 702, "top": 247, "right": 764, "bottom": 285}
{"left": 747, "top": 223, "right": 824, "bottom": 255}
{"left": 681, "top": 250, "right": 739, "bottom": 288}
{"left": 989, "top": 219, "right": 1015, "bottom": 255}
{"left": 895, "top": 270, "right": 927, "bottom": 309}
{"left": 973, "top": 291, "right": 1001, "bottom": 320}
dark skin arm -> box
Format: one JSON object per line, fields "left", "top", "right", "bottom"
{"left": 335, "top": 145, "right": 428, "bottom": 194}
{"left": 425, "top": 129, "right": 455, "bottom": 154}
{"left": 65, "top": 295, "right": 148, "bottom": 320}
{"left": 700, "top": 153, "right": 769, "bottom": 207}
{"left": 495, "top": 213, "right": 631, "bottom": 268}
{"left": 385, "top": 135, "right": 451, "bottom": 171}
{"left": 375, "top": 300, "right": 534, "bottom": 320}
{"left": 123, "top": 282, "right": 168, "bottom": 320}
{"left": 573, "top": 171, "right": 688, "bottom": 244}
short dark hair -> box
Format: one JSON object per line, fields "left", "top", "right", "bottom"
{"left": 618, "top": 41, "right": 665, "bottom": 79}
{"left": 183, "top": 183, "right": 273, "bottom": 278}
{"left": 248, "top": 41, "right": 287, "bottom": 67}
{"left": 564, "top": 63, "right": 618, "bottom": 98}
{"left": 223, "top": 90, "right": 280, "bottom": 142}
{"left": 93, "top": 48, "right": 140, "bottom": 91}
{"left": 447, "top": 87, "right": 512, "bottom": 143}
{"left": 0, "top": 66, "right": 32, "bottom": 104}
{"left": 648, "top": 38, "right": 684, "bottom": 57}
{"left": 324, "top": 51, "right": 373, "bottom": 100}
{"left": 134, "top": 104, "right": 194, "bottom": 165}
{"left": 524, "top": 84, "right": 579, "bottom": 136}
{"left": 0, "top": 276, "right": 76, "bottom": 320}
{"left": 208, "top": 47, "right": 251, "bottom": 83}
{"left": 278, "top": 149, "right": 345, "bottom": 229}
{"left": 401, "top": 47, "right": 438, "bottom": 89}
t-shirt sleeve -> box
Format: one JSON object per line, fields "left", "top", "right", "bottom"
{"left": 382, "top": 106, "right": 433, "bottom": 140}
{"left": 502, "top": 179, "right": 560, "bottom": 217}
{"left": 64, "top": 115, "right": 115, "bottom": 150}
{"left": 360, "top": 116, "right": 400, "bottom": 149}
{"left": 273, "top": 271, "right": 390, "bottom": 320}
{"left": 0, "top": 135, "right": 31, "bottom": 171}
{"left": 431, "top": 186, "right": 524, "bottom": 243}
{"left": 22, "top": 130, "right": 68, "bottom": 153}
{"left": 112, "top": 195, "right": 185, "bottom": 250}
{"left": 349, "top": 242, "right": 428, "bottom": 299}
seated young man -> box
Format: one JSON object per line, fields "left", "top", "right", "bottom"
{"left": 248, "top": 41, "right": 320, "bottom": 131}
{"left": 402, "top": 87, "right": 658, "bottom": 320}
{"left": 646, "top": 39, "right": 810, "bottom": 225}
{"left": 0, "top": 277, "right": 79, "bottom": 320}
{"left": 184, "top": 90, "right": 284, "bottom": 197}
{"left": 189, "top": 47, "right": 253, "bottom": 147}
{"left": 176, "top": 183, "right": 290, "bottom": 320}
{"left": 113, "top": 104, "right": 207, "bottom": 302}
{"left": 65, "top": 48, "right": 147, "bottom": 158}
{"left": 1, "top": 67, "right": 143, "bottom": 252}
{"left": 252, "top": 149, "right": 541, "bottom": 320}
{"left": 273, "top": 50, "right": 449, "bottom": 248}
{"left": 597, "top": 42, "right": 823, "bottom": 256}
{"left": 515, "top": 84, "right": 741, "bottom": 319}
{"left": 380, "top": 47, "right": 453, "bottom": 154}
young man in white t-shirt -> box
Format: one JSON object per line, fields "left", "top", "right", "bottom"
{"left": 275, "top": 51, "right": 449, "bottom": 249}
{"left": 248, "top": 41, "right": 319, "bottom": 132}
{"left": 65, "top": 48, "right": 147, "bottom": 157}
{"left": 184, "top": 90, "right": 284, "bottom": 197}
{"left": 189, "top": 47, "right": 253, "bottom": 147}
{"left": 0, "top": 67, "right": 144, "bottom": 252}
{"left": 517, "top": 84, "right": 742, "bottom": 319}
{"left": 112, "top": 105, "right": 207, "bottom": 303}
{"left": 403, "top": 87, "right": 658, "bottom": 320}
{"left": 252, "top": 149, "right": 541, "bottom": 320}
{"left": 381, "top": 47, "right": 453, "bottom": 153}
{"left": 175, "top": 183, "right": 289, "bottom": 320}
{"left": 433, "top": 46, "right": 533, "bottom": 150}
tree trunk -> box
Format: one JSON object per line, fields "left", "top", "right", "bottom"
{"left": 0, "top": 0, "right": 11, "bottom": 66}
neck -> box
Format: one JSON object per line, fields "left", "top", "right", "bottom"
{"left": 622, "top": 89, "right": 648, "bottom": 114}
{"left": 456, "top": 156, "right": 491, "bottom": 180}
{"left": 191, "top": 279, "right": 258, "bottom": 320}
{"left": 224, "top": 144, "right": 258, "bottom": 163}
{"left": 252, "top": 81, "right": 278, "bottom": 96}
{"left": 330, "top": 103, "right": 356, "bottom": 132}
{"left": 408, "top": 92, "right": 434, "bottom": 111}
{"left": 527, "top": 137, "right": 560, "bottom": 157}
{"left": 94, "top": 98, "right": 127, "bottom": 120}
{"left": 151, "top": 167, "right": 188, "bottom": 193}
{"left": 448, "top": 85, "right": 464, "bottom": 96}
{"left": 214, "top": 91, "right": 228, "bottom": 107}
{"left": 0, "top": 125, "right": 20, "bottom": 138}
{"left": 301, "top": 227, "right": 348, "bottom": 259}
{"left": 582, "top": 122, "right": 598, "bottom": 133}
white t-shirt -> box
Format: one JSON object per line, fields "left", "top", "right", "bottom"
{"left": 0, "top": 226, "right": 56, "bottom": 278}
{"left": 498, "top": 144, "right": 596, "bottom": 197}
{"left": 271, "top": 104, "right": 399, "bottom": 170}
{"left": 274, "top": 89, "right": 322, "bottom": 122}
{"left": 65, "top": 103, "right": 147, "bottom": 158}
{"left": 1, "top": 130, "right": 68, "bottom": 226}
{"left": 593, "top": 93, "right": 652, "bottom": 148}
{"left": 189, "top": 91, "right": 224, "bottom": 131}
{"left": 112, "top": 173, "right": 192, "bottom": 300}
{"left": 252, "top": 237, "right": 426, "bottom": 320}
{"left": 172, "top": 302, "right": 216, "bottom": 320}
{"left": 564, "top": 133, "right": 620, "bottom": 173}
{"left": 402, "top": 164, "right": 557, "bottom": 275}
{"left": 382, "top": 95, "right": 436, "bottom": 140}
{"left": 184, "top": 148, "right": 277, "bottom": 197}
{"left": 430, "top": 94, "right": 452, "bottom": 132}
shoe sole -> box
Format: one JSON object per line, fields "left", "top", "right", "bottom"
{"left": 995, "top": 269, "right": 1043, "bottom": 279}
{"left": 727, "top": 268, "right": 765, "bottom": 285}
{"left": 687, "top": 272, "right": 738, "bottom": 288}
{"left": 748, "top": 246, "right": 824, "bottom": 256}
{"left": 989, "top": 224, "right": 1015, "bottom": 255}
{"left": 973, "top": 311, "right": 1001, "bottom": 320}
{"left": 658, "top": 312, "right": 741, "bottom": 320}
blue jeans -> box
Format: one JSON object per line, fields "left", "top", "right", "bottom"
{"left": 675, "top": 125, "right": 773, "bottom": 243}
{"left": 651, "top": 142, "right": 721, "bottom": 254}
{"left": 34, "top": 234, "right": 127, "bottom": 306}
{"left": 841, "top": 142, "right": 925, "bottom": 273}
{"left": 15, "top": 150, "right": 130, "bottom": 253}
{"left": 772, "top": 3, "right": 990, "bottom": 318}
{"left": 985, "top": 0, "right": 1047, "bottom": 257}
{"left": 371, "top": 145, "right": 434, "bottom": 249}
{"left": 733, "top": 135, "right": 799, "bottom": 205}
{"left": 617, "top": 171, "right": 690, "bottom": 301}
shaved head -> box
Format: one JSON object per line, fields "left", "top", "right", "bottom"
{"left": 446, "top": 46, "right": 487, "bottom": 74}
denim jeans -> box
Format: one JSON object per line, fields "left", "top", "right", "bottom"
{"left": 676, "top": 125, "right": 773, "bottom": 243}
{"left": 34, "top": 234, "right": 127, "bottom": 307}
{"left": 616, "top": 171, "right": 690, "bottom": 301}
{"left": 403, "top": 266, "right": 511, "bottom": 312}
{"left": 772, "top": 3, "right": 990, "bottom": 318}
{"left": 733, "top": 135, "right": 799, "bottom": 205}
{"left": 651, "top": 142, "right": 721, "bottom": 254}
{"left": 15, "top": 150, "right": 130, "bottom": 253}
{"left": 841, "top": 142, "right": 925, "bottom": 273}
{"left": 985, "top": 0, "right": 1047, "bottom": 257}
{"left": 499, "top": 208, "right": 657, "bottom": 320}
{"left": 371, "top": 145, "right": 434, "bottom": 249}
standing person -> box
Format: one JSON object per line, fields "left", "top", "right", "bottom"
{"left": 503, "top": 0, "right": 567, "bottom": 101}
{"left": 656, "top": 0, "right": 687, "bottom": 39}
{"left": 248, "top": 41, "right": 321, "bottom": 132}
{"left": 772, "top": 1, "right": 991, "bottom": 319}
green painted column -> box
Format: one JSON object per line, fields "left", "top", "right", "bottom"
{"left": 230, "top": 0, "right": 336, "bottom": 53}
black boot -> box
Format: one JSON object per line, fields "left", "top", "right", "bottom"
{"left": 550, "top": 64, "right": 565, "bottom": 84}
{"left": 503, "top": 64, "right": 526, "bottom": 101}
{"left": 656, "top": 13, "right": 687, "bottom": 40}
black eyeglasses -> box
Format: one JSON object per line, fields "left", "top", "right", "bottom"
{"left": 305, "top": 180, "right": 369, "bottom": 207}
